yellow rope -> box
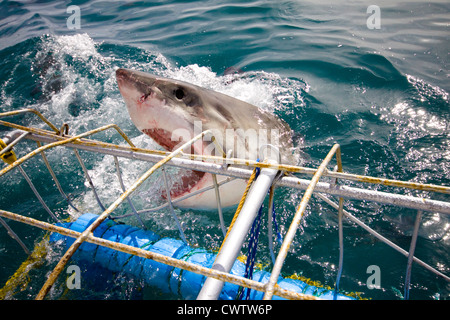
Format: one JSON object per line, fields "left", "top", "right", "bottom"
{"left": 286, "top": 273, "right": 368, "bottom": 300}
{"left": 0, "top": 137, "right": 17, "bottom": 165}
{"left": 218, "top": 167, "right": 259, "bottom": 252}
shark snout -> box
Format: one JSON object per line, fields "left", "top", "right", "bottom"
{"left": 115, "top": 68, "right": 132, "bottom": 90}
{"left": 116, "top": 68, "right": 161, "bottom": 95}
{"left": 116, "top": 68, "right": 159, "bottom": 82}
{"left": 115, "top": 68, "right": 129, "bottom": 79}
{"left": 116, "top": 68, "right": 138, "bottom": 86}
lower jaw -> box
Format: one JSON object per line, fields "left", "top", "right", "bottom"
{"left": 141, "top": 128, "right": 208, "bottom": 201}
{"left": 162, "top": 170, "right": 207, "bottom": 201}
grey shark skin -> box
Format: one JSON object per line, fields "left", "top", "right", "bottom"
{"left": 116, "top": 68, "right": 294, "bottom": 209}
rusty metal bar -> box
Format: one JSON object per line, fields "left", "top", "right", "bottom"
{"left": 212, "top": 173, "right": 226, "bottom": 237}
{"left": 334, "top": 150, "right": 345, "bottom": 300}
{"left": 36, "top": 141, "right": 80, "bottom": 213}
{"left": 404, "top": 210, "right": 423, "bottom": 300}
{"left": 315, "top": 193, "right": 449, "bottom": 281}
{"left": 1, "top": 109, "right": 449, "bottom": 301}
{"left": 0, "top": 124, "right": 136, "bottom": 179}
{"left": 0, "top": 108, "right": 60, "bottom": 134}
{"left": 0, "top": 109, "right": 448, "bottom": 196}
{"left": 115, "top": 176, "right": 236, "bottom": 218}
{"left": 35, "top": 130, "right": 213, "bottom": 300}
{"left": 14, "top": 131, "right": 450, "bottom": 215}
{"left": 161, "top": 166, "right": 187, "bottom": 243}
{"left": 0, "top": 217, "right": 30, "bottom": 255}
{"left": 0, "top": 210, "right": 318, "bottom": 300}
{"left": 16, "top": 129, "right": 450, "bottom": 196}
{"left": 268, "top": 186, "right": 277, "bottom": 264}
{"left": 263, "top": 144, "right": 341, "bottom": 300}
{"left": 17, "top": 165, "right": 59, "bottom": 222}
{"left": 113, "top": 155, "right": 146, "bottom": 229}
{"left": 73, "top": 149, "right": 106, "bottom": 211}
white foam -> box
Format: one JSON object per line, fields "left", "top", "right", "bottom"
{"left": 54, "top": 33, "right": 102, "bottom": 60}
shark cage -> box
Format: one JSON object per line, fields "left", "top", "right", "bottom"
{"left": 0, "top": 109, "right": 449, "bottom": 300}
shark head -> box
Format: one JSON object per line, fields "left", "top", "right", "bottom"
{"left": 116, "top": 68, "right": 215, "bottom": 205}
{"left": 116, "top": 68, "right": 206, "bottom": 153}
{"left": 116, "top": 68, "right": 294, "bottom": 209}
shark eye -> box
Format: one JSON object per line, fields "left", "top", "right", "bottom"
{"left": 174, "top": 88, "right": 185, "bottom": 100}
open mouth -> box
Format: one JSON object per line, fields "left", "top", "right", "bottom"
{"left": 142, "top": 128, "right": 207, "bottom": 200}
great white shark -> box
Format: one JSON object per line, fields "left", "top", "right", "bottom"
{"left": 116, "top": 68, "right": 295, "bottom": 209}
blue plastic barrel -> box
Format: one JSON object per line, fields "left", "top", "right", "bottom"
{"left": 50, "top": 213, "right": 354, "bottom": 300}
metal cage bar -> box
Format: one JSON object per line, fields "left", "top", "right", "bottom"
{"left": 35, "top": 130, "right": 213, "bottom": 300}
{"left": 0, "top": 108, "right": 449, "bottom": 301}
{"left": 263, "top": 144, "right": 341, "bottom": 300}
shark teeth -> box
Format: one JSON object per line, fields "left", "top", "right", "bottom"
{"left": 142, "top": 128, "right": 207, "bottom": 199}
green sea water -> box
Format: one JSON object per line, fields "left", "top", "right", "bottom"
{"left": 0, "top": 0, "right": 449, "bottom": 300}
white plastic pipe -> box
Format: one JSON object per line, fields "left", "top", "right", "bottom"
{"left": 197, "top": 162, "right": 278, "bottom": 300}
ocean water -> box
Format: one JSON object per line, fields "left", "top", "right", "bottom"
{"left": 0, "top": 0, "right": 449, "bottom": 300}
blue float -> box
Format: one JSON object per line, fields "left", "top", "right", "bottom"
{"left": 50, "top": 213, "right": 354, "bottom": 300}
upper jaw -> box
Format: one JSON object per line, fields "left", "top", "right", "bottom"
{"left": 116, "top": 68, "right": 161, "bottom": 97}
{"left": 116, "top": 68, "right": 158, "bottom": 84}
